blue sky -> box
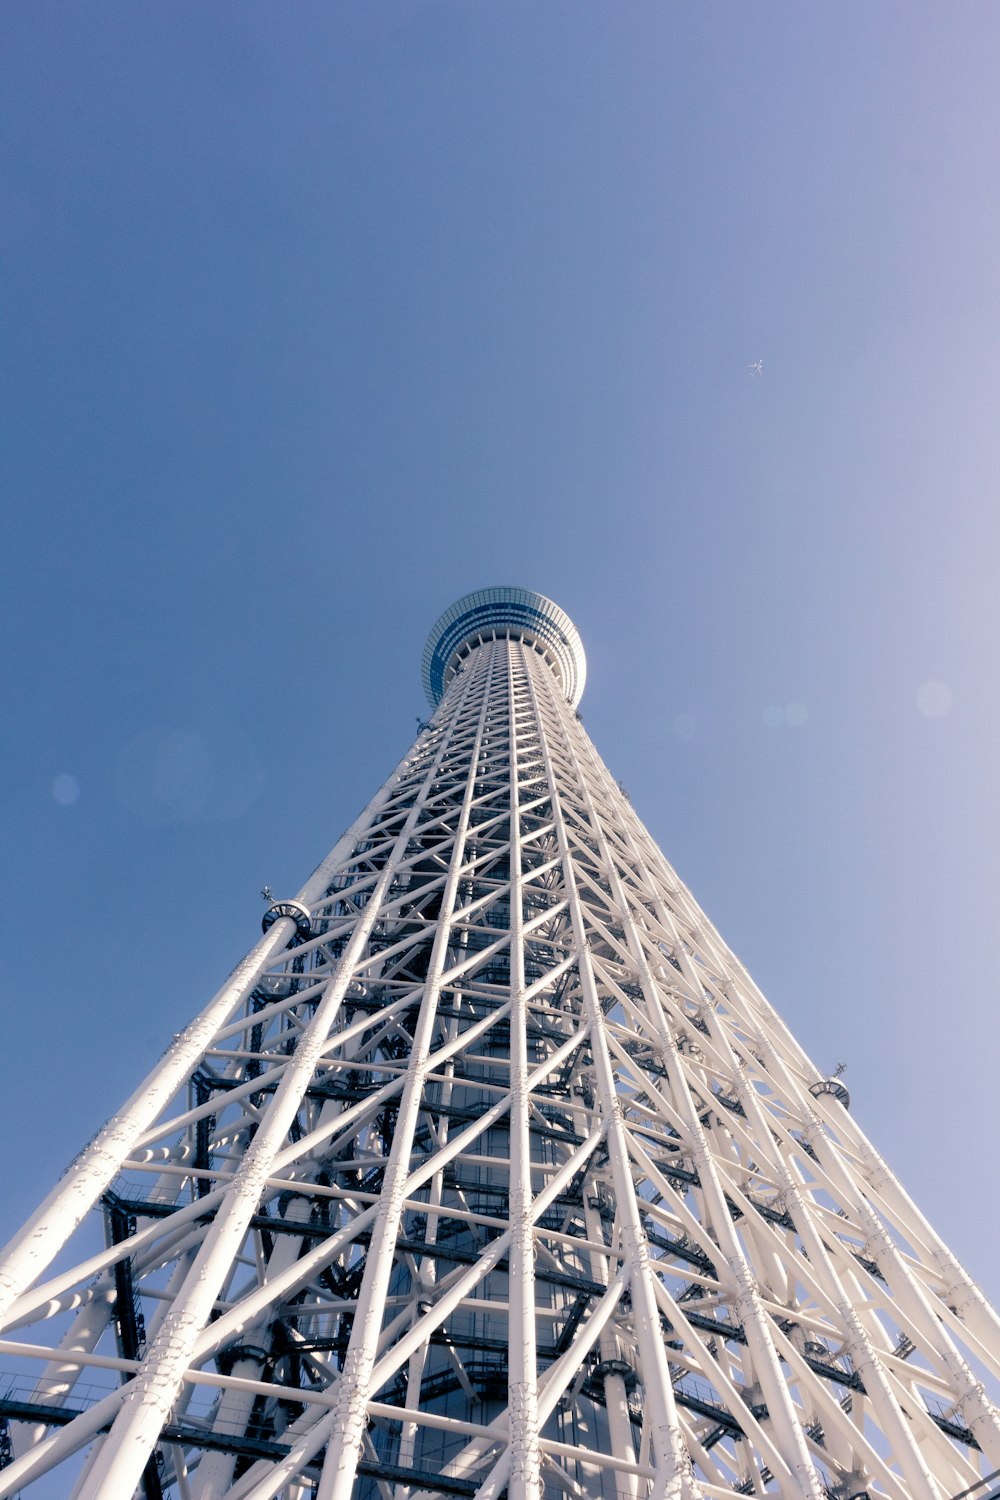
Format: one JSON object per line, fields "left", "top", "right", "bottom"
{"left": 3, "top": 2, "right": 1000, "bottom": 1325}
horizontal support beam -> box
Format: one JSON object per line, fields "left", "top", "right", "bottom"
{"left": 0, "top": 1397, "right": 482, "bottom": 1494}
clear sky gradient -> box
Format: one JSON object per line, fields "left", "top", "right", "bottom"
{"left": 3, "top": 2, "right": 1000, "bottom": 1334}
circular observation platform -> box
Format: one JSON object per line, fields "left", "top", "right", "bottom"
{"left": 422, "top": 588, "right": 586, "bottom": 709}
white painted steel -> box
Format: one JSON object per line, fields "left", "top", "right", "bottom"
{"left": 504, "top": 645, "right": 543, "bottom": 1500}
{"left": 0, "top": 593, "right": 997, "bottom": 1500}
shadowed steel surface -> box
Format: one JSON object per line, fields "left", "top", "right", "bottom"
{"left": 0, "top": 587, "right": 998, "bottom": 1500}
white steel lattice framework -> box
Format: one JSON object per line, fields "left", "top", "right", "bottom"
{"left": 1, "top": 586, "right": 999, "bottom": 1500}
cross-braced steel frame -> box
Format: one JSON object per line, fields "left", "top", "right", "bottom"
{"left": 1, "top": 588, "right": 999, "bottom": 1500}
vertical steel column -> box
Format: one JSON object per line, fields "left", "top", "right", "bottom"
{"left": 316, "top": 647, "right": 499, "bottom": 1500}
{"left": 521, "top": 651, "right": 693, "bottom": 1500}
{"left": 504, "top": 643, "right": 543, "bottom": 1500}
{"left": 554, "top": 705, "right": 827, "bottom": 1500}
{"left": 549, "top": 680, "right": 825, "bottom": 1500}
{"left": 189, "top": 1194, "right": 313, "bottom": 1499}
{"left": 582, "top": 1194, "right": 640, "bottom": 1498}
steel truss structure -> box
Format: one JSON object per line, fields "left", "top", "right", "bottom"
{"left": 1, "top": 587, "right": 999, "bottom": 1500}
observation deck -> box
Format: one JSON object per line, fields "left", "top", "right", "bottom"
{"left": 422, "top": 587, "right": 586, "bottom": 709}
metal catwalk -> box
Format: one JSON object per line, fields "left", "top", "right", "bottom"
{"left": 1, "top": 588, "right": 998, "bottom": 1500}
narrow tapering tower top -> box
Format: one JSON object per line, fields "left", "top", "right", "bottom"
{"left": 422, "top": 586, "right": 587, "bottom": 708}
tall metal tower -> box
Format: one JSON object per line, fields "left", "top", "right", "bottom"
{"left": 1, "top": 586, "right": 998, "bottom": 1500}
